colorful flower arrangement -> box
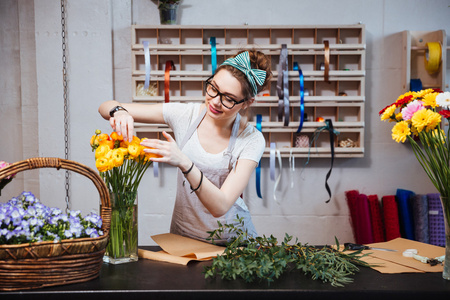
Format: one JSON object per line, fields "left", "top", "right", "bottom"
{"left": 0, "top": 161, "right": 15, "bottom": 196}
{"left": 0, "top": 191, "right": 103, "bottom": 245}
{"left": 379, "top": 89, "right": 450, "bottom": 198}
{"left": 90, "top": 130, "right": 158, "bottom": 262}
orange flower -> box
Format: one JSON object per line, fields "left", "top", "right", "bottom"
{"left": 130, "top": 136, "right": 141, "bottom": 145}
{"left": 145, "top": 150, "right": 162, "bottom": 160}
{"left": 99, "top": 138, "right": 114, "bottom": 149}
{"left": 110, "top": 131, "right": 124, "bottom": 142}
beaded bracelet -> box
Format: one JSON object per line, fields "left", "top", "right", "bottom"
{"left": 190, "top": 170, "right": 203, "bottom": 193}
{"left": 182, "top": 162, "right": 194, "bottom": 175}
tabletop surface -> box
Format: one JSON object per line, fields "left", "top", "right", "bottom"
{"left": 2, "top": 246, "right": 450, "bottom": 300}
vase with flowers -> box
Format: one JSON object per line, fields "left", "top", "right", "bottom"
{"left": 90, "top": 130, "right": 157, "bottom": 264}
{"left": 380, "top": 89, "right": 450, "bottom": 279}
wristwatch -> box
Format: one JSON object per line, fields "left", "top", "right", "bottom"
{"left": 109, "top": 105, "right": 128, "bottom": 117}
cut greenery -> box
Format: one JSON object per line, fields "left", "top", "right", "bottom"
{"left": 204, "top": 216, "right": 371, "bottom": 287}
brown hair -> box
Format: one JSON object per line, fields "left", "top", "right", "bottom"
{"left": 215, "top": 49, "right": 272, "bottom": 101}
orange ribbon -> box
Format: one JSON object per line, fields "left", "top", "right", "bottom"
{"left": 323, "top": 41, "right": 330, "bottom": 82}
{"left": 164, "top": 60, "right": 174, "bottom": 103}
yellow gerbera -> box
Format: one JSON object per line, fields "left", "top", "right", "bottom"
{"left": 380, "top": 105, "right": 397, "bottom": 121}
{"left": 425, "top": 111, "right": 441, "bottom": 132}
{"left": 422, "top": 92, "right": 439, "bottom": 108}
{"left": 415, "top": 88, "right": 434, "bottom": 99}
{"left": 391, "top": 121, "right": 411, "bottom": 143}
{"left": 396, "top": 91, "right": 415, "bottom": 102}
{"left": 411, "top": 109, "right": 433, "bottom": 133}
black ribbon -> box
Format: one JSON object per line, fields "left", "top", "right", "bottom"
{"left": 303, "top": 119, "right": 339, "bottom": 203}
{"left": 324, "top": 119, "right": 335, "bottom": 203}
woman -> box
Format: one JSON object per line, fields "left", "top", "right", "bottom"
{"left": 98, "top": 50, "right": 272, "bottom": 243}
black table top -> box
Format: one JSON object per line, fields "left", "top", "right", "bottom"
{"left": 2, "top": 246, "right": 450, "bottom": 300}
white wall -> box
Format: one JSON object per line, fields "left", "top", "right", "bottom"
{"left": 1, "top": 0, "right": 450, "bottom": 246}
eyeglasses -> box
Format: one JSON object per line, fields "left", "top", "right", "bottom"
{"left": 204, "top": 78, "right": 246, "bottom": 109}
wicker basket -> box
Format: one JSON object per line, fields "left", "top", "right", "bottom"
{"left": 0, "top": 157, "right": 111, "bottom": 291}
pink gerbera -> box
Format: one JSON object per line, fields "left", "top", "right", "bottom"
{"left": 401, "top": 100, "right": 424, "bottom": 121}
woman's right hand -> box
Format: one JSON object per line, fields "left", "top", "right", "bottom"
{"left": 110, "top": 110, "right": 134, "bottom": 142}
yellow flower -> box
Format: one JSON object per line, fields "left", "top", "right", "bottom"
{"left": 95, "top": 144, "right": 111, "bottom": 159}
{"left": 422, "top": 92, "right": 439, "bottom": 108}
{"left": 396, "top": 91, "right": 415, "bottom": 102}
{"left": 380, "top": 105, "right": 397, "bottom": 121}
{"left": 394, "top": 112, "right": 403, "bottom": 122}
{"left": 128, "top": 144, "right": 141, "bottom": 159}
{"left": 425, "top": 111, "right": 441, "bottom": 132}
{"left": 117, "top": 147, "right": 129, "bottom": 157}
{"left": 411, "top": 109, "right": 433, "bottom": 133}
{"left": 111, "top": 149, "right": 125, "bottom": 167}
{"left": 95, "top": 157, "right": 111, "bottom": 172}
{"left": 415, "top": 89, "right": 434, "bottom": 99}
{"left": 391, "top": 121, "right": 411, "bottom": 143}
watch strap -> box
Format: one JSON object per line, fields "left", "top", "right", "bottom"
{"left": 109, "top": 105, "right": 128, "bottom": 117}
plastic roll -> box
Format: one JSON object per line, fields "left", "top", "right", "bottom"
{"left": 424, "top": 42, "right": 441, "bottom": 75}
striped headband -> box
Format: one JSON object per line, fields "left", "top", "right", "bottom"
{"left": 220, "top": 51, "right": 266, "bottom": 97}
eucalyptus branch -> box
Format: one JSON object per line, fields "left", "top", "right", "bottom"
{"left": 204, "top": 217, "right": 371, "bottom": 287}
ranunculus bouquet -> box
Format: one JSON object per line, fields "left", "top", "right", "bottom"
{"left": 379, "top": 89, "right": 450, "bottom": 279}
{"left": 90, "top": 130, "right": 157, "bottom": 263}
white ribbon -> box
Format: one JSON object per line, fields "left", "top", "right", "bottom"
{"left": 143, "top": 41, "right": 151, "bottom": 90}
{"left": 289, "top": 148, "right": 295, "bottom": 188}
{"left": 153, "top": 162, "right": 159, "bottom": 178}
{"left": 270, "top": 142, "right": 282, "bottom": 203}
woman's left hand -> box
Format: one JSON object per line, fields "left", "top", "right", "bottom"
{"left": 140, "top": 131, "right": 191, "bottom": 170}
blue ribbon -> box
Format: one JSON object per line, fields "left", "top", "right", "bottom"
{"left": 210, "top": 37, "right": 217, "bottom": 74}
{"left": 294, "top": 62, "right": 305, "bottom": 133}
{"left": 256, "top": 114, "right": 262, "bottom": 198}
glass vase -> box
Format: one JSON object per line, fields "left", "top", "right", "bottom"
{"left": 103, "top": 192, "right": 138, "bottom": 264}
{"left": 440, "top": 196, "right": 450, "bottom": 280}
{"left": 159, "top": 4, "right": 178, "bottom": 25}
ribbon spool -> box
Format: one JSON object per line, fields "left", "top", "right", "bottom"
{"left": 323, "top": 40, "right": 330, "bottom": 82}
{"left": 143, "top": 41, "right": 151, "bottom": 90}
{"left": 164, "top": 60, "right": 175, "bottom": 103}
{"left": 424, "top": 42, "right": 441, "bottom": 75}
{"left": 210, "top": 37, "right": 217, "bottom": 74}
{"left": 277, "top": 44, "right": 290, "bottom": 126}
{"left": 255, "top": 114, "right": 263, "bottom": 198}
{"left": 293, "top": 62, "right": 305, "bottom": 133}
